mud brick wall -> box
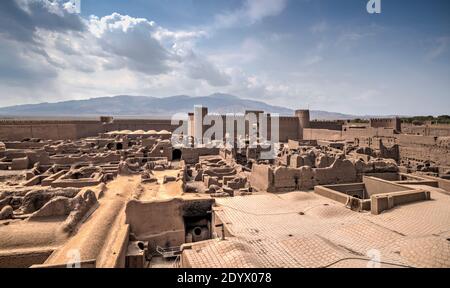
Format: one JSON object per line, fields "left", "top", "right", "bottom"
{"left": 302, "top": 128, "right": 343, "bottom": 141}
{"left": 398, "top": 135, "right": 450, "bottom": 167}
{"left": 0, "top": 119, "right": 179, "bottom": 141}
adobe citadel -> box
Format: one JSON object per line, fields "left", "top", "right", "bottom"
{"left": 0, "top": 108, "right": 449, "bottom": 268}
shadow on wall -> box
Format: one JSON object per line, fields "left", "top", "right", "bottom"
{"left": 124, "top": 198, "right": 215, "bottom": 254}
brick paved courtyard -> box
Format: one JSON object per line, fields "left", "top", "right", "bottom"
{"left": 182, "top": 187, "right": 450, "bottom": 268}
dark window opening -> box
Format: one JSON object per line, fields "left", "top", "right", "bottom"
{"left": 184, "top": 215, "right": 211, "bottom": 243}
{"left": 172, "top": 149, "right": 182, "bottom": 160}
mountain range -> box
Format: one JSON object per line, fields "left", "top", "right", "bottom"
{"left": 0, "top": 93, "right": 365, "bottom": 120}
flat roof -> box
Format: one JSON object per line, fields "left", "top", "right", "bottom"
{"left": 183, "top": 188, "right": 450, "bottom": 268}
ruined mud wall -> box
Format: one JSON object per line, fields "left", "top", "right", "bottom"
{"left": 181, "top": 147, "right": 220, "bottom": 164}
{"left": 248, "top": 164, "right": 273, "bottom": 191}
{"left": 344, "top": 133, "right": 449, "bottom": 167}
{"left": 297, "top": 123, "right": 450, "bottom": 168}
{"left": 125, "top": 198, "right": 214, "bottom": 250}
{"left": 397, "top": 135, "right": 450, "bottom": 167}
{"left": 250, "top": 159, "right": 358, "bottom": 192}
{"left": 402, "top": 124, "right": 450, "bottom": 137}
{"left": 355, "top": 136, "right": 396, "bottom": 149}
{"left": 302, "top": 126, "right": 399, "bottom": 144}
{"left": 348, "top": 133, "right": 449, "bottom": 167}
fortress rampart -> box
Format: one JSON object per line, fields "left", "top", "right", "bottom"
{"left": 0, "top": 119, "right": 177, "bottom": 141}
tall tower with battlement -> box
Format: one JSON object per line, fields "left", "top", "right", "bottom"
{"left": 295, "top": 109, "right": 310, "bottom": 140}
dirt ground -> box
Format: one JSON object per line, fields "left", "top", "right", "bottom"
{"left": 139, "top": 169, "right": 207, "bottom": 201}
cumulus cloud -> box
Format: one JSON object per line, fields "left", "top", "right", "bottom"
{"left": 0, "top": 0, "right": 84, "bottom": 43}
{"left": 87, "top": 13, "right": 171, "bottom": 74}
{"left": 0, "top": 0, "right": 232, "bottom": 106}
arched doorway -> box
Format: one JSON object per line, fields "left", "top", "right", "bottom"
{"left": 172, "top": 149, "right": 182, "bottom": 160}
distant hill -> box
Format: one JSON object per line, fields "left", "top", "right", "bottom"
{"left": 0, "top": 93, "right": 361, "bottom": 120}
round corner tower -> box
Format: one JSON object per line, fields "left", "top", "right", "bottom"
{"left": 295, "top": 109, "right": 310, "bottom": 129}
{"left": 295, "top": 109, "right": 310, "bottom": 141}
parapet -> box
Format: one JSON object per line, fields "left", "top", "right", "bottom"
{"left": 370, "top": 117, "right": 401, "bottom": 132}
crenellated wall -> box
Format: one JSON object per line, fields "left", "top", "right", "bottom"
{"left": 309, "top": 120, "right": 343, "bottom": 131}
{"left": 370, "top": 118, "right": 401, "bottom": 132}
{"left": 0, "top": 119, "right": 178, "bottom": 141}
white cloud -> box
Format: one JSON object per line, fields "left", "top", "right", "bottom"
{"left": 214, "top": 0, "right": 288, "bottom": 28}
{"left": 87, "top": 13, "right": 171, "bottom": 74}
{"left": 245, "top": 0, "right": 288, "bottom": 23}
{"left": 153, "top": 27, "right": 207, "bottom": 44}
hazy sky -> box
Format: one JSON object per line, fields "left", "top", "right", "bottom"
{"left": 0, "top": 0, "right": 449, "bottom": 115}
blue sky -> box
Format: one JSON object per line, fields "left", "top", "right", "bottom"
{"left": 0, "top": 0, "right": 449, "bottom": 115}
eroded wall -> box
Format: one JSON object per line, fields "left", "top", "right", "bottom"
{"left": 125, "top": 198, "right": 214, "bottom": 250}
{"left": 250, "top": 158, "right": 357, "bottom": 192}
